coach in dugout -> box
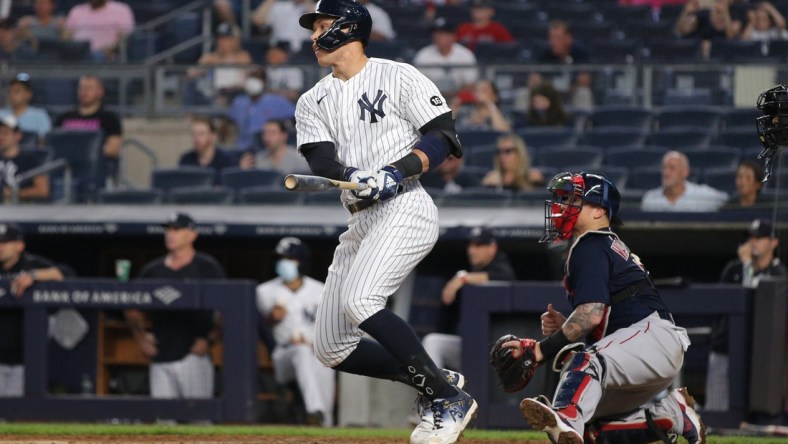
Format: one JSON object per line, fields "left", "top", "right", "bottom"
{"left": 0, "top": 223, "right": 74, "bottom": 397}
{"left": 125, "top": 213, "right": 226, "bottom": 401}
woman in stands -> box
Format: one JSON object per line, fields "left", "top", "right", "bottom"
{"left": 722, "top": 158, "right": 768, "bottom": 209}
{"left": 526, "top": 83, "right": 571, "bottom": 127}
{"left": 481, "top": 133, "right": 543, "bottom": 191}
{"left": 741, "top": 1, "right": 788, "bottom": 41}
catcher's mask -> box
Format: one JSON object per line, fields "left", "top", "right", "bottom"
{"left": 756, "top": 84, "right": 788, "bottom": 182}
{"left": 299, "top": 0, "right": 372, "bottom": 51}
{"left": 540, "top": 172, "right": 621, "bottom": 243}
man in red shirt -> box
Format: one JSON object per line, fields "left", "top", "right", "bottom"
{"left": 455, "top": 0, "right": 514, "bottom": 51}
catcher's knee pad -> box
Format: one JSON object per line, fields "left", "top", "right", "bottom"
{"left": 553, "top": 352, "right": 604, "bottom": 418}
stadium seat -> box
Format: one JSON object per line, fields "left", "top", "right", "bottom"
{"left": 98, "top": 189, "right": 163, "bottom": 204}
{"left": 655, "top": 106, "right": 723, "bottom": 131}
{"left": 628, "top": 166, "right": 663, "bottom": 191}
{"left": 646, "top": 126, "right": 714, "bottom": 149}
{"left": 722, "top": 107, "right": 761, "bottom": 130}
{"left": 643, "top": 38, "right": 702, "bottom": 63}
{"left": 589, "top": 38, "right": 640, "bottom": 64}
{"left": 440, "top": 187, "right": 512, "bottom": 207}
{"left": 457, "top": 130, "right": 505, "bottom": 149}
{"left": 20, "top": 131, "right": 41, "bottom": 148}
{"left": 473, "top": 41, "right": 523, "bottom": 64}
{"left": 238, "top": 186, "right": 304, "bottom": 205}
{"left": 662, "top": 88, "right": 713, "bottom": 106}
{"left": 717, "top": 127, "right": 763, "bottom": 150}
{"left": 709, "top": 39, "right": 770, "bottom": 62}
{"left": 220, "top": 167, "right": 284, "bottom": 191}
{"left": 589, "top": 165, "right": 630, "bottom": 191}
{"left": 44, "top": 129, "right": 104, "bottom": 203}
{"left": 151, "top": 166, "right": 215, "bottom": 193}
{"left": 535, "top": 146, "right": 604, "bottom": 170}
{"left": 516, "top": 127, "right": 578, "bottom": 150}
{"left": 587, "top": 106, "right": 653, "bottom": 131}
{"left": 511, "top": 190, "right": 548, "bottom": 207}
{"left": 682, "top": 146, "right": 742, "bottom": 170}
{"left": 579, "top": 126, "right": 647, "bottom": 149}
{"left": 168, "top": 186, "right": 234, "bottom": 204}
{"left": 603, "top": 146, "right": 668, "bottom": 170}
{"left": 464, "top": 145, "right": 497, "bottom": 168}
{"left": 701, "top": 167, "right": 737, "bottom": 195}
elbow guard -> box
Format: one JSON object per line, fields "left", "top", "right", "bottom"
{"left": 300, "top": 142, "right": 346, "bottom": 181}
{"left": 417, "top": 111, "right": 463, "bottom": 169}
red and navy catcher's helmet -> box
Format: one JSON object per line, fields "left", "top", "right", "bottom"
{"left": 756, "top": 83, "right": 788, "bottom": 182}
{"left": 540, "top": 172, "right": 621, "bottom": 243}
{"left": 299, "top": 0, "right": 372, "bottom": 51}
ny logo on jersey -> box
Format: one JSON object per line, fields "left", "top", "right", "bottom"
{"left": 358, "top": 89, "right": 387, "bottom": 123}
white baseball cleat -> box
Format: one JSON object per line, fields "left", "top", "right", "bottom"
{"left": 520, "top": 397, "right": 583, "bottom": 444}
{"left": 421, "top": 388, "right": 477, "bottom": 444}
{"left": 410, "top": 369, "right": 465, "bottom": 444}
{"left": 672, "top": 387, "right": 707, "bottom": 444}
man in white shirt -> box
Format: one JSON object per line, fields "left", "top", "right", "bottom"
{"left": 641, "top": 150, "right": 728, "bottom": 212}
{"left": 413, "top": 17, "right": 478, "bottom": 94}
{"left": 358, "top": 0, "right": 396, "bottom": 41}
{"left": 252, "top": 0, "right": 314, "bottom": 53}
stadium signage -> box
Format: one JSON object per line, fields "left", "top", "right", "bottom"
{"left": 32, "top": 289, "right": 153, "bottom": 305}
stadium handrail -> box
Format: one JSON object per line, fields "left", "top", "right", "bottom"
{"left": 11, "top": 158, "right": 72, "bottom": 204}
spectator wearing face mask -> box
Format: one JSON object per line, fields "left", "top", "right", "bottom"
{"left": 224, "top": 68, "right": 296, "bottom": 151}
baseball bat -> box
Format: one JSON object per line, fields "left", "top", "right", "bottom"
{"left": 283, "top": 174, "right": 369, "bottom": 192}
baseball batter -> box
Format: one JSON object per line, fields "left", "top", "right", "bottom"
{"left": 294, "top": 1, "right": 476, "bottom": 443}
{"left": 256, "top": 237, "right": 335, "bottom": 427}
{"left": 499, "top": 172, "right": 706, "bottom": 444}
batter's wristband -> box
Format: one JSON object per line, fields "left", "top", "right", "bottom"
{"left": 391, "top": 152, "right": 423, "bottom": 178}
{"left": 538, "top": 329, "right": 571, "bottom": 361}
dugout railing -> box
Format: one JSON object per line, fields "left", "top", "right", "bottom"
{"left": 0, "top": 279, "right": 259, "bottom": 423}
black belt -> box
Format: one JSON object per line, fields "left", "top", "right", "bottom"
{"left": 610, "top": 280, "right": 653, "bottom": 305}
{"left": 346, "top": 199, "right": 378, "bottom": 214}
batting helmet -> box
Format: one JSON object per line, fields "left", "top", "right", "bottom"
{"left": 299, "top": 0, "right": 372, "bottom": 51}
{"left": 540, "top": 172, "right": 621, "bottom": 243}
{"left": 276, "top": 236, "right": 311, "bottom": 274}
{"left": 756, "top": 83, "right": 788, "bottom": 182}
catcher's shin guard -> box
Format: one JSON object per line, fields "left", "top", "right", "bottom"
{"left": 552, "top": 351, "right": 604, "bottom": 421}
{"left": 588, "top": 413, "right": 678, "bottom": 444}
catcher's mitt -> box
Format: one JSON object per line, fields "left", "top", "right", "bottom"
{"left": 489, "top": 334, "right": 539, "bottom": 393}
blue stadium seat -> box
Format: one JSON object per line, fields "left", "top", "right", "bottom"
{"left": 464, "top": 145, "right": 497, "bottom": 168}
{"left": 366, "top": 40, "right": 409, "bottom": 61}
{"left": 221, "top": 167, "right": 284, "bottom": 191}
{"left": 722, "top": 108, "right": 761, "bottom": 130}
{"left": 587, "top": 106, "right": 653, "bottom": 131}
{"left": 604, "top": 146, "right": 668, "bottom": 169}
{"left": 709, "top": 40, "right": 771, "bottom": 62}
{"left": 20, "top": 131, "right": 40, "bottom": 147}
{"left": 440, "top": 187, "right": 512, "bottom": 207}
{"left": 516, "top": 127, "right": 577, "bottom": 150}
{"left": 701, "top": 167, "right": 737, "bottom": 195}
{"left": 238, "top": 186, "right": 304, "bottom": 205}
{"left": 629, "top": 166, "right": 663, "bottom": 191}
{"left": 662, "top": 88, "right": 713, "bottom": 106}
{"left": 682, "top": 146, "right": 742, "bottom": 170}
{"left": 44, "top": 129, "right": 104, "bottom": 203}
{"left": 534, "top": 146, "right": 604, "bottom": 170}
{"left": 458, "top": 130, "right": 505, "bottom": 149}
{"left": 589, "top": 38, "right": 640, "bottom": 64}
{"left": 579, "top": 126, "right": 647, "bottom": 149}
{"left": 474, "top": 41, "right": 524, "bottom": 64}
{"left": 655, "top": 106, "right": 722, "bottom": 131}
{"left": 643, "top": 38, "right": 702, "bottom": 63}
{"left": 168, "top": 186, "right": 234, "bottom": 204}
{"left": 646, "top": 126, "right": 714, "bottom": 149}
{"left": 98, "top": 189, "right": 163, "bottom": 204}
{"left": 151, "top": 166, "right": 215, "bottom": 193}
{"left": 588, "top": 165, "right": 630, "bottom": 191}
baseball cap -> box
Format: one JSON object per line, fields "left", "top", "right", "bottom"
{"left": 431, "top": 17, "right": 455, "bottom": 33}
{"left": 216, "top": 22, "right": 241, "bottom": 38}
{"left": 748, "top": 218, "right": 774, "bottom": 238}
{"left": 0, "top": 114, "right": 19, "bottom": 131}
{"left": 0, "top": 223, "right": 24, "bottom": 242}
{"left": 10, "top": 73, "right": 32, "bottom": 91}
{"left": 468, "top": 226, "right": 495, "bottom": 244}
{"left": 162, "top": 212, "right": 196, "bottom": 229}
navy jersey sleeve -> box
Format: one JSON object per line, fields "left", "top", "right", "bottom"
{"left": 567, "top": 240, "right": 611, "bottom": 307}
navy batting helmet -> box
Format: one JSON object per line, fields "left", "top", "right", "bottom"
{"left": 540, "top": 172, "right": 621, "bottom": 243}
{"left": 299, "top": 0, "right": 372, "bottom": 51}
{"left": 276, "top": 236, "right": 311, "bottom": 274}
{"left": 756, "top": 83, "right": 788, "bottom": 182}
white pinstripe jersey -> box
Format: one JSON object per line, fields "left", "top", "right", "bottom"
{"left": 295, "top": 57, "right": 452, "bottom": 204}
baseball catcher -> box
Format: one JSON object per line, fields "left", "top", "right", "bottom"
{"left": 756, "top": 83, "right": 788, "bottom": 181}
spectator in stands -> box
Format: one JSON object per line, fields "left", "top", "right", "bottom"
{"left": 239, "top": 119, "right": 308, "bottom": 174}
{"left": 538, "top": 20, "right": 594, "bottom": 110}
{"left": 706, "top": 217, "right": 786, "bottom": 411}
{"left": 0, "top": 73, "right": 52, "bottom": 143}
{"left": 419, "top": 154, "right": 481, "bottom": 194}
{"left": 265, "top": 43, "right": 304, "bottom": 103}
{"left": 641, "top": 150, "right": 728, "bottom": 211}
{"left": 453, "top": 79, "right": 512, "bottom": 132}
{"left": 212, "top": 0, "right": 239, "bottom": 29}
{"left": 54, "top": 75, "right": 123, "bottom": 189}
{"left": 0, "top": 19, "right": 36, "bottom": 61}
{"left": 0, "top": 222, "right": 73, "bottom": 397}
{"left": 741, "top": 1, "right": 788, "bottom": 41}
{"left": 63, "top": 0, "right": 135, "bottom": 62}
{"left": 358, "top": 0, "right": 396, "bottom": 41}
{"left": 225, "top": 68, "right": 296, "bottom": 151}
{"left": 192, "top": 23, "right": 253, "bottom": 107}
{"left": 422, "top": 227, "right": 515, "bottom": 373}
{"left": 0, "top": 115, "right": 49, "bottom": 203}
{"left": 723, "top": 158, "right": 768, "bottom": 209}
{"left": 455, "top": 0, "right": 514, "bottom": 52}
{"left": 17, "top": 0, "right": 66, "bottom": 42}
{"left": 251, "top": 0, "right": 314, "bottom": 54}
{"left": 179, "top": 116, "right": 236, "bottom": 185}
{"left": 526, "top": 83, "right": 571, "bottom": 128}
{"left": 256, "top": 237, "right": 335, "bottom": 426}
{"left": 481, "top": 133, "right": 543, "bottom": 191}
{"left": 675, "top": 0, "right": 742, "bottom": 58}
{"left": 413, "top": 17, "right": 478, "bottom": 95}
{"left": 126, "top": 213, "right": 226, "bottom": 401}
